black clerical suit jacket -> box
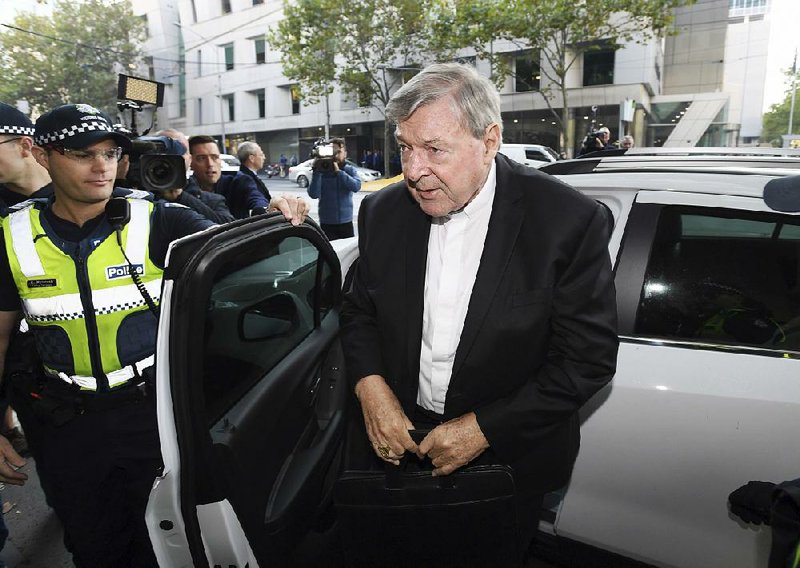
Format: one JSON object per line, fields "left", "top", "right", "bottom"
{"left": 340, "top": 153, "right": 619, "bottom": 494}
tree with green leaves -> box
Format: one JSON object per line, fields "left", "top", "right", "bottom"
{"left": 762, "top": 68, "right": 800, "bottom": 147}
{"left": 450, "top": 0, "right": 693, "bottom": 155}
{"left": 0, "top": 0, "right": 145, "bottom": 117}
{"left": 268, "top": 0, "right": 463, "bottom": 173}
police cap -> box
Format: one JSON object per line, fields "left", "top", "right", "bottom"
{"left": 34, "top": 104, "right": 132, "bottom": 151}
{"left": 0, "top": 102, "right": 34, "bottom": 137}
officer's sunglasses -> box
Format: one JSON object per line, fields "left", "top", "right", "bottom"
{"left": 48, "top": 145, "right": 123, "bottom": 163}
{"left": 0, "top": 137, "right": 22, "bottom": 146}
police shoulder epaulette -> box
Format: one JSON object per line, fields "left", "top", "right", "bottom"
{"left": 159, "top": 202, "right": 189, "bottom": 209}
{"left": 7, "top": 197, "right": 47, "bottom": 214}
{"left": 111, "top": 187, "right": 154, "bottom": 201}
{"left": 125, "top": 189, "right": 154, "bottom": 201}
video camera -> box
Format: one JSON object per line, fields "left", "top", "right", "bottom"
{"left": 126, "top": 136, "right": 186, "bottom": 194}
{"left": 311, "top": 138, "right": 337, "bottom": 173}
{"left": 115, "top": 75, "right": 185, "bottom": 193}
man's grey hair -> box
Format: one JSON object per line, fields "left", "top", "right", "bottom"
{"left": 385, "top": 62, "right": 502, "bottom": 141}
{"left": 237, "top": 141, "right": 260, "bottom": 163}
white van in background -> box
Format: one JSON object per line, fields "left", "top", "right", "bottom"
{"left": 499, "top": 143, "right": 559, "bottom": 168}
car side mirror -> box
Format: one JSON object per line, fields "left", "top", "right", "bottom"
{"left": 239, "top": 293, "right": 297, "bottom": 341}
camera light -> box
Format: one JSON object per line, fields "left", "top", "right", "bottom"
{"left": 117, "top": 75, "right": 165, "bottom": 107}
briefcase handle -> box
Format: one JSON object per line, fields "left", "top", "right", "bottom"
{"left": 384, "top": 429, "right": 457, "bottom": 490}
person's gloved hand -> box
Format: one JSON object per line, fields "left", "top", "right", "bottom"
{"left": 729, "top": 481, "right": 776, "bottom": 525}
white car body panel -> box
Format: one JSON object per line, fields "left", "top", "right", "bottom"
{"left": 550, "top": 185, "right": 800, "bottom": 567}
{"left": 557, "top": 344, "right": 798, "bottom": 567}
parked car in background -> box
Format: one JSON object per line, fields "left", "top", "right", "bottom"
{"left": 498, "top": 143, "right": 559, "bottom": 168}
{"left": 146, "top": 147, "right": 800, "bottom": 568}
{"left": 288, "top": 158, "right": 381, "bottom": 188}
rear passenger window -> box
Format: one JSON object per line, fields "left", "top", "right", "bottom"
{"left": 635, "top": 206, "right": 800, "bottom": 353}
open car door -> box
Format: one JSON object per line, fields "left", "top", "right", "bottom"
{"left": 146, "top": 214, "right": 356, "bottom": 567}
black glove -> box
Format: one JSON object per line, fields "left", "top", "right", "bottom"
{"left": 728, "top": 481, "right": 776, "bottom": 525}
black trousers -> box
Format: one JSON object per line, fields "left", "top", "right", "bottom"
{"left": 321, "top": 222, "right": 355, "bottom": 241}
{"left": 37, "top": 396, "right": 161, "bottom": 568}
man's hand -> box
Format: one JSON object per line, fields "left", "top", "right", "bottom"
{"left": 355, "top": 375, "right": 417, "bottom": 465}
{"left": 269, "top": 194, "right": 308, "bottom": 226}
{"left": 0, "top": 435, "right": 27, "bottom": 486}
{"left": 160, "top": 188, "right": 183, "bottom": 202}
{"left": 418, "top": 412, "right": 489, "bottom": 476}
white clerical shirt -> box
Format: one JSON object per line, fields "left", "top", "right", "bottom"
{"left": 417, "top": 162, "right": 496, "bottom": 414}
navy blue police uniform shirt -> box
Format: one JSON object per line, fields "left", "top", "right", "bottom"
{"left": 0, "top": 198, "right": 214, "bottom": 312}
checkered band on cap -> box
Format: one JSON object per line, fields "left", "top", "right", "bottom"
{"left": 0, "top": 124, "right": 34, "bottom": 136}
{"left": 35, "top": 119, "right": 114, "bottom": 146}
{"left": 0, "top": 102, "right": 34, "bottom": 136}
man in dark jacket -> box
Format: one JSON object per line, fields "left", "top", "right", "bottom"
{"left": 340, "top": 63, "right": 618, "bottom": 564}
{"left": 235, "top": 141, "right": 272, "bottom": 205}
{"left": 188, "top": 135, "right": 269, "bottom": 219}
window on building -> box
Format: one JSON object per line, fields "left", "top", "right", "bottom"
{"left": 583, "top": 45, "right": 615, "bottom": 86}
{"left": 291, "top": 85, "right": 301, "bottom": 115}
{"left": 196, "top": 49, "right": 202, "bottom": 77}
{"left": 633, "top": 205, "right": 800, "bottom": 353}
{"left": 223, "top": 94, "right": 235, "bottom": 122}
{"left": 253, "top": 0, "right": 264, "bottom": 4}
{"left": 189, "top": 0, "right": 197, "bottom": 23}
{"left": 222, "top": 0, "right": 232, "bottom": 14}
{"left": 140, "top": 15, "right": 149, "bottom": 39}
{"left": 196, "top": 98, "right": 203, "bottom": 124}
{"left": 255, "top": 38, "right": 266, "bottom": 64}
{"left": 515, "top": 52, "right": 541, "bottom": 92}
{"left": 256, "top": 89, "right": 266, "bottom": 118}
{"left": 729, "top": 0, "right": 767, "bottom": 17}
{"left": 224, "top": 44, "right": 234, "bottom": 71}
{"left": 145, "top": 56, "right": 155, "bottom": 80}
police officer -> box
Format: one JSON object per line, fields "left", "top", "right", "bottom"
{"left": 0, "top": 103, "right": 306, "bottom": 567}
{"left": 0, "top": 102, "right": 51, "bottom": 211}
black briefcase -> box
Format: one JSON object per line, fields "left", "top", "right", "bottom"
{"left": 334, "top": 441, "right": 522, "bottom": 567}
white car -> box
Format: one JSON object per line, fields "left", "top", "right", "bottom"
{"left": 288, "top": 159, "right": 381, "bottom": 188}
{"left": 499, "top": 143, "right": 559, "bottom": 168}
{"left": 146, "top": 147, "right": 800, "bottom": 567}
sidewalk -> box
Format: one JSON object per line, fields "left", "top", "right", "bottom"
{"left": 0, "top": 458, "right": 72, "bottom": 567}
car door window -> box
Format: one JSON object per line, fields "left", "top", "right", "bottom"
{"left": 634, "top": 205, "right": 800, "bottom": 353}
{"left": 201, "top": 235, "right": 335, "bottom": 424}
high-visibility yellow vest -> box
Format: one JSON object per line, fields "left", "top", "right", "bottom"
{"left": 4, "top": 198, "right": 163, "bottom": 391}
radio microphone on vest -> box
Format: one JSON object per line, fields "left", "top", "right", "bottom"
{"left": 106, "top": 197, "right": 131, "bottom": 230}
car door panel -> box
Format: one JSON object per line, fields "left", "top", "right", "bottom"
{"left": 148, "top": 215, "right": 348, "bottom": 567}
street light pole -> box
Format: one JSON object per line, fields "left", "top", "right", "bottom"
{"left": 788, "top": 48, "right": 797, "bottom": 137}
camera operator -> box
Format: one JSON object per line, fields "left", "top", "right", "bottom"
{"left": 146, "top": 130, "right": 236, "bottom": 224}
{"left": 307, "top": 137, "right": 361, "bottom": 240}
{"left": 578, "top": 126, "right": 612, "bottom": 157}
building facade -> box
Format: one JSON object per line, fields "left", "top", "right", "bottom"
{"left": 132, "top": 0, "right": 776, "bottom": 162}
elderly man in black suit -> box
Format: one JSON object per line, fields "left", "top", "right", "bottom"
{"left": 340, "top": 62, "right": 619, "bottom": 562}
